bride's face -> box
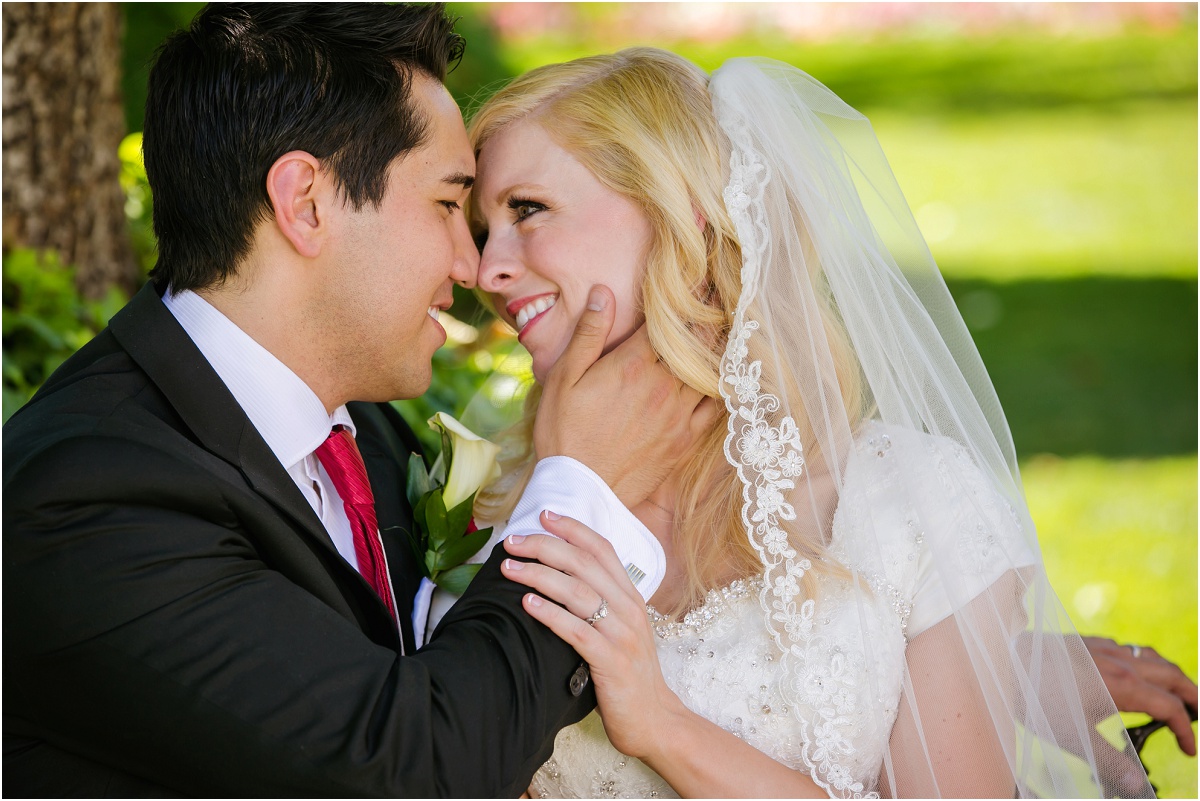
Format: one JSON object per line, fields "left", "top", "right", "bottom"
{"left": 473, "top": 120, "right": 652, "bottom": 383}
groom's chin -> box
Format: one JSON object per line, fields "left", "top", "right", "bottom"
{"left": 354, "top": 363, "right": 433, "bottom": 405}
{"left": 392, "top": 367, "right": 434, "bottom": 403}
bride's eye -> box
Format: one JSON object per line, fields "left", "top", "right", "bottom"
{"left": 508, "top": 197, "right": 546, "bottom": 222}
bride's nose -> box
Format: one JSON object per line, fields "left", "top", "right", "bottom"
{"left": 476, "top": 234, "right": 524, "bottom": 294}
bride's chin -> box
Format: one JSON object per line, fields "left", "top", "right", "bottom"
{"left": 530, "top": 352, "right": 554, "bottom": 385}
{"left": 528, "top": 339, "right": 574, "bottom": 384}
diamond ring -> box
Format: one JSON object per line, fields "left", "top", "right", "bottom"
{"left": 585, "top": 598, "right": 609, "bottom": 626}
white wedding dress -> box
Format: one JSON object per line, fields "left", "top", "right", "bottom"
{"left": 432, "top": 423, "right": 1032, "bottom": 799}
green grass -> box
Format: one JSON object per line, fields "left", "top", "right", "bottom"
{"left": 949, "top": 277, "right": 1197, "bottom": 457}
{"left": 1025, "top": 455, "right": 1197, "bottom": 798}
{"left": 878, "top": 105, "right": 1197, "bottom": 280}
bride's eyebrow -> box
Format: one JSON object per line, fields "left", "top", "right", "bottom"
{"left": 496, "top": 182, "right": 545, "bottom": 203}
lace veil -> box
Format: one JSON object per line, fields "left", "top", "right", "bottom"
{"left": 710, "top": 58, "right": 1152, "bottom": 798}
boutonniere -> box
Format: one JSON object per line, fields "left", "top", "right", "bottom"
{"left": 403, "top": 412, "right": 501, "bottom": 594}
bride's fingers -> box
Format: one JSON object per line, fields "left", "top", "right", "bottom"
{"left": 505, "top": 512, "right": 641, "bottom": 602}
{"left": 519, "top": 591, "right": 611, "bottom": 660}
{"left": 501, "top": 555, "right": 615, "bottom": 622}
{"left": 502, "top": 557, "right": 645, "bottom": 667}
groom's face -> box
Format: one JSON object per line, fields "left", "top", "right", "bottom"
{"left": 323, "top": 73, "right": 479, "bottom": 402}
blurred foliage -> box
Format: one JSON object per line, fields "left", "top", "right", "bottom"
{"left": 119, "top": 131, "right": 157, "bottom": 275}
{"left": 390, "top": 319, "right": 531, "bottom": 455}
{"left": 2, "top": 250, "right": 128, "bottom": 421}
{"left": 120, "top": 2, "right": 204, "bottom": 132}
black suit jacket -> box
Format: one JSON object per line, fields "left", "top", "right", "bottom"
{"left": 3, "top": 283, "right": 593, "bottom": 797}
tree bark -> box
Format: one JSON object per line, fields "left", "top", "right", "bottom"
{"left": 3, "top": 2, "right": 136, "bottom": 299}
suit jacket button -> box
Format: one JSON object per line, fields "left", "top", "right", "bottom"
{"left": 569, "top": 663, "right": 590, "bottom": 697}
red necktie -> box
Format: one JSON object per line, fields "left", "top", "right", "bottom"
{"left": 315, "top": 426, "right": 397, "bottom": 622}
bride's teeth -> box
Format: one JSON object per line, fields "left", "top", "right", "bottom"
{"left": 427, "top": 307, "right": 440, "bottom": 321}
{"left": 515, "top": 295, "right": 557, "bottom": 332}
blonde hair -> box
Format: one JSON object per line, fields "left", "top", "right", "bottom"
{"left": 469, "top": 48, "right": 864, "bottom": 616}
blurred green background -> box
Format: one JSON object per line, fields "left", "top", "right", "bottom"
{"left": 4, "top": 3, "right": 1195, "bottom": 795}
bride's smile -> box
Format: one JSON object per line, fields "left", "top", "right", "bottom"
{"left": 472, "top": 119, "right": 651, "bottom": 382}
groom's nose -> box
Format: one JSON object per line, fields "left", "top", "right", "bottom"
{"left": 449, "top": 211, "right": 478, "bottom": 289}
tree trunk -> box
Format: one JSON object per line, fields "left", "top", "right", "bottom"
{"left": 2, "top": 2, "right": 135, "bottom": 299}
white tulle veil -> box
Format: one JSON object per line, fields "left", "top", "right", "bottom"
{"left": 709, "top": 57, "right": 1152, "bottom": 798}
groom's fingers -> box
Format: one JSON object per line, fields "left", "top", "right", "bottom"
{"left": 546, "top": 285, "right": 616, "bottom": 390}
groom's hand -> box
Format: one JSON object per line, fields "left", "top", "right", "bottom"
{"left": 534, "top": 285, "right": 720, "bottom": 507}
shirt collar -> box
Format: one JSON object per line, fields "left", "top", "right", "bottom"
{"left": 162, "top": 289, "right": 355, "bottom": 470}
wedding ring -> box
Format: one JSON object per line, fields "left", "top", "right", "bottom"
{"left": 1129, "top": 644, "right": 1143, "bottom": 659}
{"left": 585, "top": 598, "right": 609, "bottom": 626}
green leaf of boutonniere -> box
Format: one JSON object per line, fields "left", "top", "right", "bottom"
{"left": 445, "top": 493, "right": 475, "bottom": 540}
{"left": 405, "top": 413, "right": 503, "bottom": 595}
{"left": 422, "top": 488, "right": 449, "bottom": 551}
{"left": 433, "top": 525, "right": 493, "bottom": 572}
{"left": 435, "top": 563, "right": 482, "bottom": 594}
{"left": 406, "top": 452, "right": 432, "bottom": 511}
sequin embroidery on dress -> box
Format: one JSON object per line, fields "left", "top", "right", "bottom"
{"left": 528, "top": 423, "right": 1034, "bottom": 799}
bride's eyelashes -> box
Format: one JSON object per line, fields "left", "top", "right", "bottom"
{"left": 508, "top": 196, "right": 547, "bottom": 222}
{"left": 470, "top": 197, "right": 547, "bottom": 252}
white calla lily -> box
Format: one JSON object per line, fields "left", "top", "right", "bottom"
{"left": 428, "top": 412, "right": 502, "bottom": 510}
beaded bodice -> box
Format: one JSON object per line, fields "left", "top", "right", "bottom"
{"left": 528, "top": 425, "right": 1030, "bottom": 799}
{"left": 529, "top": 567, "right": 909, "bottom": 798}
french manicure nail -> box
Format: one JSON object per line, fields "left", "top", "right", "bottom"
{"left": 504, "top": 558, "right": 523, "bottom": 571}
{"left": 544, "top": 509, "right": 562, "bottom": 521}
{"left": 507, "top": 534, "right": 525, "bottom": 545}
{"left": 587, "top": 287, "right": 607, "bottom": 312}
{"left": 527, "top": 594, "right": 543, "bottom": 608}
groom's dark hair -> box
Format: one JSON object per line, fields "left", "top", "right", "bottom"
{"left": 143, "top": 3, "right": 464, "bottom": 292}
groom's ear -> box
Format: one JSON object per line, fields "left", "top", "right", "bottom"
{"left": 266, "top": 150, "right": 327, "bottom": 258}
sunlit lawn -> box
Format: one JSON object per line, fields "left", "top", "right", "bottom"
{"left": 877, "top": 104, "right": 1197, "bottom": 281}
{"left": 1026, "top": 455, "right": 1197, "bottom": 797}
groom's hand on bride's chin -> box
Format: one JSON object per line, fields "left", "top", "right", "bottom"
{"left": 535, "top": 285, "right": 720, "bottom": 507}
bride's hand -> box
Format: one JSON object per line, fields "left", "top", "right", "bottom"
{"left": 501, "top": 511, "right": 682, "bottom": 761}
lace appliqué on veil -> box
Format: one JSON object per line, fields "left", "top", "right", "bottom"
{"left": 719, "top": 114, "right": 876, "bottom": 797}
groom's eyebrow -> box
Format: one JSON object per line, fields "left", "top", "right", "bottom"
{"left": 443, "top": 172, "right": 474, "bottom": 189}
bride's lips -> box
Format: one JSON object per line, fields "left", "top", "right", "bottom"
{"left": 506, "top": 293, "right": 557, "bottom": 343}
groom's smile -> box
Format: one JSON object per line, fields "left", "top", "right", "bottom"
{"left": 326, "top": 72, "right": 479, "bottom": 404}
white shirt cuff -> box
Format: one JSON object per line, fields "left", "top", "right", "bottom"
{"left": 506, "top": 456, "right": 665, "bottom": 600}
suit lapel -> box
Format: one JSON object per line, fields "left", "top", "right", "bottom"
{"left": 108, "top": 284, "right": 402, "bottom": 646}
